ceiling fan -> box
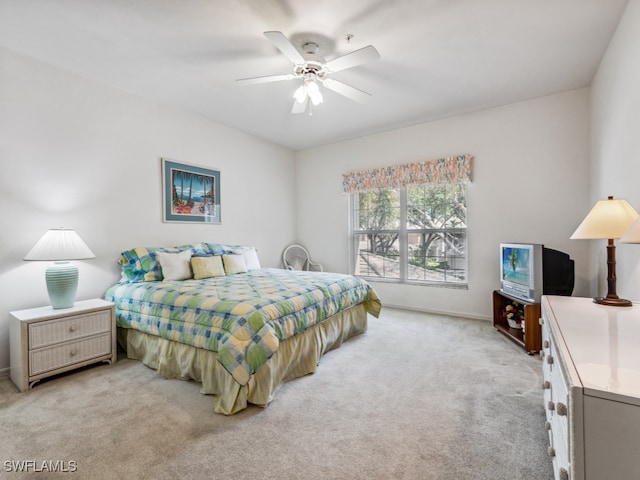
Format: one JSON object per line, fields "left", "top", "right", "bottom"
{"left": 237, "top": 31, "right": 380, "bottom": 114}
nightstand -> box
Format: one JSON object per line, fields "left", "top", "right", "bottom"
{"left": 9, "top": 298, "right": 116, "bottom": 391}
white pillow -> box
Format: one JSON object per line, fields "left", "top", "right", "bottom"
{"left": 242, "top": 247, "right": 261, "bottom": 270}
{"left": 156, "top": 250, "right": 193, "bottom": 281}
{"left": 229, "top": 246, "right": 261, "bottom": 270}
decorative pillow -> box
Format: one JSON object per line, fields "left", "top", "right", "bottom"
{"left": 120, "top": 247, "right": 169, "bottom": 282}
{"left": 156, "top": 250, "right": 193, "bottom": 281}
{"left": 191, "top": 255, "right": 225, "bottom": 279}
{"left": 204, "top": 243, "right": 225, "bottom": 256}
{"left": 222, "top": 254, "right": 248, "bottom": 275}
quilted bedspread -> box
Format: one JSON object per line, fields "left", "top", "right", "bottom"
{"left": 105, "top": 268, "right": 381, "bottom": 385}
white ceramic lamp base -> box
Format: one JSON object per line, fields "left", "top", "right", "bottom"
{"left": 46, "top": 261, "right": 79, "bottom": 309}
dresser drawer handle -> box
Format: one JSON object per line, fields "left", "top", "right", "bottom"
{"left": 69, "top": 324, "right": 78, "bottom": 332}
{"left": 548, "top": 446, "right": 556, "bottom": 457}
{"left": 70, "top": 349, "right": 78, "bottom": 357}
{"left": 547, "top": 401, "right": 555, "bottom": 411}
{"left": 542, "top": 381, "right": 551, "bottom": 390}
{"left": 546, "top": 355, "right": 554, "bottom": 365}
{"left": 557, "top": 403, "right": 568, "bottom": 416}
{"left": 559, "top": 467, "right": 569, "bottom": 480}
{"left": 543, "top": 340, "right": 549, "bottom": 349}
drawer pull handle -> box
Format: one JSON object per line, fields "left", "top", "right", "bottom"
{"left": 547, "top": 401, "right": 555, "bottom": 411}
{"left": 542, "top": 381, "right": 551, "bottom": 390}
{"left": 70, "top": 349, "right": 78, "bottom": 357}
{"left": 69, "top": 324, "right": 78, "bottom": 332}
{"left": 544, "top": 421, "right": 551, "bottom": 431}
{"left": 546, "top": 355, "right": 554, "bottom": 365}
{"left": 559, "top": 467, "right": 569, "bottom": 480}
{"left": 548, "top": 446, "right": 556, "bottom": 457}
{"left": 543, "top": 340, "right": 549, "bottom": 349}
{"left": 557, "top": 403, "right": 568, "bottom": 416}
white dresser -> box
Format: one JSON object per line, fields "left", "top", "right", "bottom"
{"left": 10, "top": 299, "right": 116, "bottom": 391}
{"left": 541, "top": 296, "right": 640, "bottom": 480}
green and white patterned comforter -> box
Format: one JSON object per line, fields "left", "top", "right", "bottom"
{"left": 105, "top": 268, "right": 381, "bottom": 385}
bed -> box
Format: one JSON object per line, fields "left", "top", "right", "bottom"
{"left": 104, "top": 242, "right": 381, "bottom": 414}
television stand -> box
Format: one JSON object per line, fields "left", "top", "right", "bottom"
{"left": 492, "top": 290, "right": 542, "bottom": 354}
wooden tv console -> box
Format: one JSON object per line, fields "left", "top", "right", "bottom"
{"left": 492, "top": 290, "right": 541, "bottom": 354}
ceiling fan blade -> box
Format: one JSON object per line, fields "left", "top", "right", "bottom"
{"left": 264, "top": 31, "right": 306, "bottom": 65}
{"left": 324, "top": 45, "right": 380, "bottom": 73}
{"left": 322, "top": 78, "right": 372, "bottom": 103}
{"left": 291, "top": 98, "right": 308, "bottom": 114}
{"left": 236, "top": 73, "right": 295, "bottom": 85}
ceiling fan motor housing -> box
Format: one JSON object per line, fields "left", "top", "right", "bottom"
{"left": 294, "top": 61, "right": 326, "bottom": 80}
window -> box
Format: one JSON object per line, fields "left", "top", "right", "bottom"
{"left": 350, "top": 183, "right": 467, "bottom": 286}
{"left": 343, "top": 154, "right": 472, "bottom": 288}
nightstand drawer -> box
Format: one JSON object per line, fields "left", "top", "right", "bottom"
{"left": 29, "top": 333, "right": 112, "bottom": 376}
{"left": 29, "top": 310, "right": 111, "bottom": 349}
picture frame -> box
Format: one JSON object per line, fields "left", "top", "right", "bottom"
{"left": 162, "top": 158, "right": 221, "bottom": 224}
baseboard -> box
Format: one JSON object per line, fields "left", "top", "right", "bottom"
{"left": 0, "top": 366, "right": 10, "bottom": 379}
{"left": 381, "top": 303, "right": 491, "bottom": 322}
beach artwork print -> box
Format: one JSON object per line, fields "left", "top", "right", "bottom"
{"left": 162, "top": 159, "right": 221, "bottom": 224}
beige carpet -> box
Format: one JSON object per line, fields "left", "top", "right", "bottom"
{"left": 0, "top": 307, "right": 553, "bottom": 479}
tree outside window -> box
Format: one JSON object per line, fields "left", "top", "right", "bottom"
{"left": 351, "top": 183, "right": 467, "bottom": 286}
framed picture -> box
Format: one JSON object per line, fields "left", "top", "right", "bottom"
{"left": 162, "top": 158, "right": 221, "bottom": 224}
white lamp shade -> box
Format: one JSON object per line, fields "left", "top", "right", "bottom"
{"left": 570, "top": 197, "right": 639, "bottom": 240}
{"left": 621, "top": 217, "right": 640, "bottom": 243}
{"left": 24, "top": 228, "right": 95, "bottom": 261}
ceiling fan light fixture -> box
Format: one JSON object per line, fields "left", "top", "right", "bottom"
{"left": 293, "top": 80, "right": 323, "bottom": 106}
{"left": 306, "top": 81, "right": 323, "bottom": 105}
{"left": 293, "top": 84, "right": 307, "bottom": 103}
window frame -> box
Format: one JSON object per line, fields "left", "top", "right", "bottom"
{"left": 349, "top": 185, "right": 468, "bottom": 288}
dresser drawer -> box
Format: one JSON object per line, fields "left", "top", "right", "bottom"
{"left": 550, "top": 353, "right": 570, "bottom": 443}
{"left": 29, "top": 333, "right": 112, "bottom": 376}
{"left": 547, "top": 428, "right": 570, "bottom": 480}
{"left": 29, "top": 310, "right": 111, "bottom": 349}
{"left": 542, "top": 306, "right": 572, "bottom": 480}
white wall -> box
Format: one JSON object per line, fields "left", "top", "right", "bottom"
{"left": 295, "top": 90, "right": 592, "bottom": 319}
{"left": 590, "top": 0, "right": 640, "bottom": 302}
{"left": 0, "top": 47, "right": 296, "bottom": 372}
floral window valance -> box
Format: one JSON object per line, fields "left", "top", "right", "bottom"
{"left": 342, "top": 154, "right": 473, "bottom": 193}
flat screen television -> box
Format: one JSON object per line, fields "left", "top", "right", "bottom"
{"left": 500, "top": 243, "right": 574, "bottom": 303}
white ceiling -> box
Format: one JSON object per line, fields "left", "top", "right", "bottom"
{"left": 0, "top": 0, "right": 630, "bottom": 150}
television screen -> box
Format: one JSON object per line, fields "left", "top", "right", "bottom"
{"left": 501, "top": 246, "right": 531, "bottom": 288}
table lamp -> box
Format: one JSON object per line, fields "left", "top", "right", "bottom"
{"left": 24, "top": 228, "right": 95, "bottom": 309}
{"left": 571, "top": 196, "right": 639, "bottom": 306}
{"left": 621, "top": 215, "right": 640, "bottom": 244}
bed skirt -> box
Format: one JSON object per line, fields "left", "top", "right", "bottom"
{"left": 117, "top": 303, "right": 369, "bottom": 415}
